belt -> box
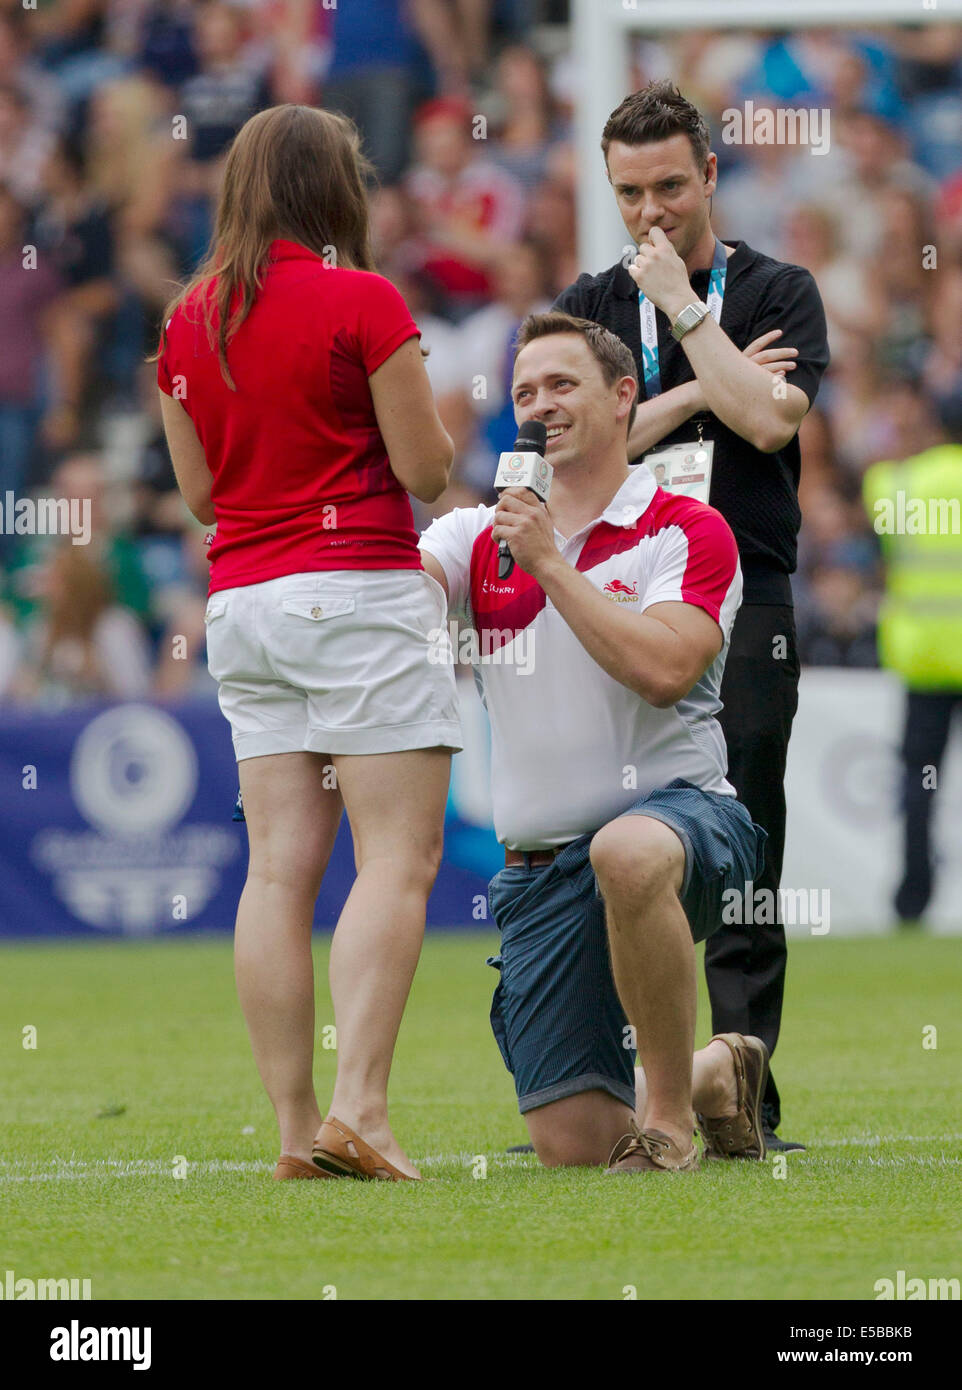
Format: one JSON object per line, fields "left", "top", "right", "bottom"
{"left": 504, "top": 844, "right": 571, "bottom": 867}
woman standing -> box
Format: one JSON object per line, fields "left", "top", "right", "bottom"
{"left": 151, "top": 105, "right": 461, "bottom": 1182}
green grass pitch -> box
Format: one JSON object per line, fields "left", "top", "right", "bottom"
{"left": 1, "top": 932, "right": 959, "bottom": 1301}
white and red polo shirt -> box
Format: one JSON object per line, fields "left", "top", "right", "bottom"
{"left": 419, "top": 464, "right": 743, "bottom": 849}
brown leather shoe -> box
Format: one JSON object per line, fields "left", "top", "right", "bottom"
{"left": 273, "top": 1154, "right": 334, "bottom": 1180}
{"left": 605, "top": 1124, "right": 700, "bottom": 1174}
{"left": 312, "top": 1115, "right": 420, "bottom": 1182}
{"left": 697, "top": 1032, "right": 769, "bottom": 1160}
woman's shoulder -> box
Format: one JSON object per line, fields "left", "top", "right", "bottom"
{"left": 322, "top": 266, "right": 404, "bottom": 297}
{"left": 165, "top": 277, "right": 216, "bottom": 335}
{"left": 312, "top": 267, "right": 413, "bottom": 322}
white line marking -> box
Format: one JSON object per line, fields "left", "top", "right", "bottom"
{"left": 1, "top": 1136, "right": 961, "bottom": 1183}
{"left": 0, "top": 1159, "right": 270, "bottom": 1183}
{"left": 810, "top": 1133, "right": 962, "bottom": 1149}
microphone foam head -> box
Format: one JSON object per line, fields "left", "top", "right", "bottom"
{"left": 515, "top": 420, "right": 547, "bottom": 453}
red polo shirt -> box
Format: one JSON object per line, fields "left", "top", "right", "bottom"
{"left": 157, "top": 238, "right": 424, "bottom": 593}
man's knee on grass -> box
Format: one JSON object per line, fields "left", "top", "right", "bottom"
{"left": 525, "top": 1091, "right": 634, "bottom": 1168}
{"left": 589, "top": 816, "right": 685, "bottom": 906}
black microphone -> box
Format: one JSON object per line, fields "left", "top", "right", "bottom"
{"left": 493, "top": 420, "right": 552, "bottom": 579}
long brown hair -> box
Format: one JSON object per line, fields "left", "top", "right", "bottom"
{"left": 41, "top": 543, "right": 113, "bottom": 652}
{"left": 147, "top": 105, "right": 377, "bottom": 390}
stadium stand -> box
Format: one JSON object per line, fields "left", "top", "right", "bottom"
{"left": 1, "top": 1, "right": 961, "bottom": 701}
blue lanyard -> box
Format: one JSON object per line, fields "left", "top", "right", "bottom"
{"left": 638, "top": 237, "right": 728, "bottom": 399}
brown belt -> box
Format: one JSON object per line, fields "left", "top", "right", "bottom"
{"left": 504, "top": 845, "right": 571, "bottom": 867}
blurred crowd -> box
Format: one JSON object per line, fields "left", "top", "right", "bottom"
{"left": 1, "top": 1, "right": 961, "bottom": 706}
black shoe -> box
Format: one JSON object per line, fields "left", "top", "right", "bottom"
{"left": 761, "top": 1101, "right": 806, "bottom": 1153}
{"left": 506, "top": 1142, "right": 535, "bottom": 1154}
{"left": 763, "top": 1127, "right": 806, "bottom": 1153}
{"left": 894, "top": 878, "right": 930, "bottom": 922}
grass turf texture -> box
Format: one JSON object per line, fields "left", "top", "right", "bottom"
{"left": 1, "top": 933, "right": 959, "bottom": 1301}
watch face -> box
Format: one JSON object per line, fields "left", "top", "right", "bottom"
{"left": 674, "top": 303, "right": 707, "bottom": 339}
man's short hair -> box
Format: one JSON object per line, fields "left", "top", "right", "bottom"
{"left": 514, "top": 311, "right": 639, "bottom": 436}
{"left": 601, "top": 80, "right": 710, "bottom": 172}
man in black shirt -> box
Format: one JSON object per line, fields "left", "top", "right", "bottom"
{"left": 554, "top": 81, "right": 829, "bottom": 1151}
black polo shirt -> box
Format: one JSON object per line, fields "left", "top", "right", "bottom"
{"left": 553, "top": 240, "right": 829, "bottom": 603}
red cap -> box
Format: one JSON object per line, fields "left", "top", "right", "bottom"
{"left": 413, "top": 96, "right": 472, "bottom": 129}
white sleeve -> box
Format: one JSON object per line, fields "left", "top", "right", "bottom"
{"left": 0, "top": 614, "right": 21, "bottom": 697}
{"left": 639, "top": 505, "right": 742, "bottom": 638}
{"left": 96, "top": 609, "right": 153, "bottom": 698}
{"left": 418, "top": 505, "right": 492, "bottom": 619}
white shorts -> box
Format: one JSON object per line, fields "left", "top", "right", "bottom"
{"left": 204, "top": 569, "right": 463, "bottom": 760}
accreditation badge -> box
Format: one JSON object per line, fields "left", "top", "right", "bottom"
{"left": 642, "top": 438, "right": 714, "bottom": 505}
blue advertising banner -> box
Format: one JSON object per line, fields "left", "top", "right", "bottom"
{"left": 0, "top": 695, "right": 500, "bottom": 937}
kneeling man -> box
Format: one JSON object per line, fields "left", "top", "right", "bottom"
{"left": 420, "top": 312, "right": 769, "bottom": 1172}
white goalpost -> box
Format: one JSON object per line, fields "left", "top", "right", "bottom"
{"left": 571, "top": 0, "right": 962, "bottom": 272}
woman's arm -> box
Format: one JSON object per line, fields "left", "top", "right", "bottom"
{"left": 369, "top": 338, "right": 454, "bottom": 503}
{"left": 158, "top": 390, "right": 216, "bottom": 525}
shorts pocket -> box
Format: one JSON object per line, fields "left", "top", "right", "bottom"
{"left": 280, "top": 596, "right": 356, "bottom": 621}
{"left": 750, "top": 821, "right": 769, "bottom": 880}
{"left": 489, "top": 973, "right": 513, "bottom": 1075}
{"left": 418, "top": 568, "right": 449, "bottom": 625}
{"left": 204, "top": 596, "right": 229, "bottom": 681}
{"left": 487, "top": 864, "right": 548, "bottom": 933}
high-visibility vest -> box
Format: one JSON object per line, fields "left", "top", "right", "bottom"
{"left": 863, "top": 444, "right": 962, "bottom": 689}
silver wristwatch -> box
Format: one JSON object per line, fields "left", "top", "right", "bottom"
{"left": 671, "top": 301, "right": 710, "bottom": 342}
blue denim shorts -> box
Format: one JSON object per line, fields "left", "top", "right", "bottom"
{"left": 486, "top": 779, "right": 767, "bottom": 1114}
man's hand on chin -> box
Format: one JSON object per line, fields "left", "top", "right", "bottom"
{"left": 492, "top": 487, "right": 560, "bottom": 582}
{"left": 627, "top": 226, "right": 694, "bottom": 319}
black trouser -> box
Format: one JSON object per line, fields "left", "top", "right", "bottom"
{"left": 708, "top": 603, "right": 800, "bottom": 1130}
{"left": 895, "top": 689, "right": 962, "bottom": 920}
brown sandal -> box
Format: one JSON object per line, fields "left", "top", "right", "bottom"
{"left": 273, "top": 1154, "right": 334, "bottom": 1181}
{"left": 311, "top": 1115, "right": 419, "bottom": 1182}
